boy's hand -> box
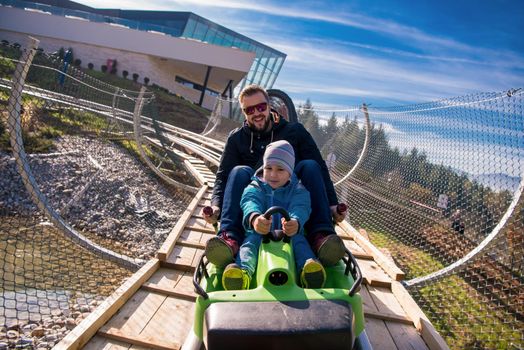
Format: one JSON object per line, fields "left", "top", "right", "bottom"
{"left": 253, "top": 216, "right": 271, "bottom": 235}
{"left": 202, "top": 206, "right": 220, "bottom": 225}
{"left": 282, "top": 218, "right": 298, "bottom": 237}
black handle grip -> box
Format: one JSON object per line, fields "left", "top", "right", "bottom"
{"left": 262, "top": 206, "right": 291, "bottom": 243}
{"left": 263, "top": 206, "right": 291, "bottom": 221}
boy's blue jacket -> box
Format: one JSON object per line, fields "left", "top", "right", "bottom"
{"left": 240, "top": 171, "right": 311, "bottom": 235}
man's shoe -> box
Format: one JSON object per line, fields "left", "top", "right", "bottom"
{"left": 301, "top": 259, "right": 326, "bottom": 288}
{"left": 205, "top": 232, "right": 238, "bottom": 268}
{"left": 222, "top": 263, "right": 250, "bottom": 290}
{"left": 312, "top": 233, "right": 345, "bottom": 267}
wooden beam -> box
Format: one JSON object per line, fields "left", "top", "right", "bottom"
{"left": 352, "top": 251, "right": 374, "bottom": 260}
{"left": 184, "top": 160, "right": 207, "bottom": 186}
{"left": 364, "top": 309, "right": 413, "bottom": 325}
{"left": 177, "top": 240, "right": 206, "bottom": 249}
{"left": 157, "top": 186, "right": 208, "bottom": 261}
{"left": 339, "top": 221, "right": 405, "bottom": 281}
{"left": 141, "top": 283, "right": 196, "bottom": 302}
{"left": 55, "top": 259, "right": 160, "bottom": 350}
{"left": 391, "top": 281, "right": 450, "bottom": 350}
{"left": 98, "top": 328, "right": 180, "bottom": 350}
{"left": 160, "top": 261, "right": 196, "bottom": 272}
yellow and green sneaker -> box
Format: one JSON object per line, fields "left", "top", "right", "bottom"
{"left": 222, "top": 263, "right": 251, "bottom": 290}
{"left": 300, "top": 259, "right": 326, "bottom": 288}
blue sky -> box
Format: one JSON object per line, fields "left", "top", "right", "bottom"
{"left": 76, "top": 0, "right": 524, "bottom": 109}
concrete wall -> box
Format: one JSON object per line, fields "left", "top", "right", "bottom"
{"left": 0, "top": 6, "right": 255, "bottom": 108}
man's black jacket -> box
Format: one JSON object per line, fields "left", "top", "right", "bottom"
{"left": 211, "top": 112, "right": 338, "bottom": 209}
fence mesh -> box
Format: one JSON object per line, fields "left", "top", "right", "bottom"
{"left": 1, "top": 37, "right": 523, "bottom": 350}
{"left": 0, "top": 39, "right": 197, "bottom": 348}
{"left": 209, "top": 90, "right": 523, "bottom": 349}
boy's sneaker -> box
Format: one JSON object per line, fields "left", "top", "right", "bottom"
{"left": 222, "top": 263, "right": 250, "bottom": 290}
{"left": 312, "top": 233, "right": 345, "bottom": 267}
{"left": 205, "top": 231, "right": 238, "bottom": 268}
{"left": 301, "top": 259, "right": 326, "bottom": 289}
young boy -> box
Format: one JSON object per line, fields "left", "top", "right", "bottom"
{"left": 222, "top": 140, "right": 326, "bottom": 290}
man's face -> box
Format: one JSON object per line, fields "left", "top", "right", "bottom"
{"left": 241, "top": 91, "right": 270, "bottom": 132}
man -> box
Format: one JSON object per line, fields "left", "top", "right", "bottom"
{"left": 203, "top": 84, "right": 346, "bottom": 268}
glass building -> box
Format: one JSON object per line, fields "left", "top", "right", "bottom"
{"left": 2, "top": 0, "right": 287, "bottom": 96}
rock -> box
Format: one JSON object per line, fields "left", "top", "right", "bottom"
{"left": 51, "top": 309, "right": 63, "bottom": 317}
{"left": 6, "top": 330, "right": 19, "bottom": 339}
{"left": 44, "top": 334, "right": 57, "bottom": 342}
{"left": 7, "top": 324, "right": 20, "bottom": 331}
{"left": 65, "top": 319, "right": 76, "bottom": 330}
{"left": 16, "top": 337, "right": 34, "bottom": 347}
{"left": 79, "top": 305, "right": 90, "bottom": 313}
{"left": 31, "top": 327, "right": 45, "bottom": 338}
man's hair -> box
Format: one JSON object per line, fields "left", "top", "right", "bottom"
{"left": 238, "top": 84, "right": 269, "bottom": 104}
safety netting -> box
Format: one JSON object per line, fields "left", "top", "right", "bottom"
{"left": 0, "top": 38, "right": 199, "bottom": 348}
{"left": 207, "top": 89, "right": 523, "bottom": 349}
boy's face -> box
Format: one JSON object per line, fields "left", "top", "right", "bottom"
{"left": 263, "top": 163, "right": 291, "bottom": 189}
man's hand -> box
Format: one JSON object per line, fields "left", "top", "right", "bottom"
{"left": 253, "top": 216, "right": 271, "bottom": 235}
{"left": 202, "top": 205, "right": 220, "bottom": 225}
{"left": 330, "top": 204, "right": 346, "bottom": 223}
{"left": 282, "top": 218, "right": 298, "bottom": 237}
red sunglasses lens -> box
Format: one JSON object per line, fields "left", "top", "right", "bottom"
{"left": 244, "top": 102, "right": 267, "bottom": 115}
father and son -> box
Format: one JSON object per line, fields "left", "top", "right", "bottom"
{"left": 202, "top": 84, "right": 347, "bottom": 290}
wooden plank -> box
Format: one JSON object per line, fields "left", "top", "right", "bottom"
{"left": 141, "top": 283, "right": 196, "bottom": 302}
{"left": 350, "top": 251, "right": 374, "bottom": 260}
{"left": 98, "top": 328, "right": 180, "bottom": 350}
{"left": 98, "top": 290, "right": 166, "bottom": 335}
{"left": 160, "top": 260, "right": 196, "bottom": 272}
{"left": 368, "top": 286, "right": 407, "bottom": 317}
{"left": 139, "top": 296, "right": 195, "bottom": 349}
{"left": 339, "top": 221, "right": 405, "bottom": 281}
{"left": 364, "top": 310, "right": 413, "bottom": 325}
{"left": 55, "top": 259, "right": 160, "bottom": 350}
{"left": 361, "top": 285, "right": 411, "bottom": 324}
{"left": 185, "top": 217, "right": 215, "bottom": 234}
{"left": 157, "top": 186, "right": 208, "bottom": 261}
{"left": 172, "top": 272, "right": 197, "bottom": 296}
{"left": 365, "top": 318, "right": 398, "bottom": 350}
{"left": 179, "top": 229, "right": 205, "bottom": 243}
{"left": 386, "top": 321, "right": 430, "bottom": 350}
{"left": 360, "top": 285, "right": 379, "bottom": 313}
{"left": 82, "top": 335, "right": 132, "bottom": 350}
{"left": 391, "top": 282, "right": 450, "bottom": 350}
{"left": 343, "top": 239, "right": 367, "bottom": 253}
{"left": 164, "top": 245, "right": 199, "bottom": 269}
{"left": 177, "top": 240, "right": 205, "bottom": 249}
{"left": 184, "top": 159, "right": 207, "bottom": 186}
{"left": 146, "top": 268, "right": 185, "bottom": 290}
{"left": 358, "top": 259, "right": 392, "bottom": 288}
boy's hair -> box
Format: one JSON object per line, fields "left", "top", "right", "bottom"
{"left": 238, "top": 84, "right": 269, "bottom": 104}
{"left": 263, "top": 140, "right": 295, "bottom": 175}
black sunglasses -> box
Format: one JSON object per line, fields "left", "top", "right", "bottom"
{"left": 243, "top": 102, "right": 268, "bottom": 115}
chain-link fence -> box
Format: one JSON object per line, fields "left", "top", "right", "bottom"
{"left": 0, "top": 38, "right": 199, "bottom": 348}
{"left": 210, "top": 90, "right": 523, "bottom": 349}
{"left": 2, "top": 36, "right": 523, "bottom": 349}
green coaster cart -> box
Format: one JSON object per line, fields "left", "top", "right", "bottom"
{"left": 183, "top": 206, "right": 371, "bottom": 350}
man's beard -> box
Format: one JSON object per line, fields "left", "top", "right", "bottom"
{"left": 248, "top": 114, "right": 271, "bottom": 132}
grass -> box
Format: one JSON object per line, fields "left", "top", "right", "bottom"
{"left": 365, "top": 226, "right": 523, "bottom": 349}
